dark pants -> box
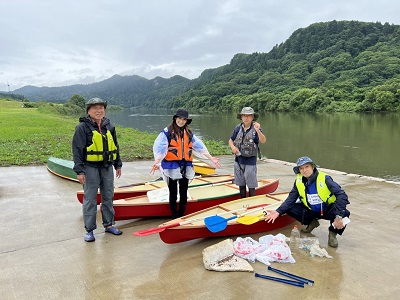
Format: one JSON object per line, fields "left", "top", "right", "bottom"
{"left": 168, "top": 177, "right": 189, "bottom": 218}
{"left": 285, "top": 203, "right": 351, "bottom": 235}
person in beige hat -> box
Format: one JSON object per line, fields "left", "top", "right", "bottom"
{"left": 228, "top": 107, "right": 266, "bottom": 198}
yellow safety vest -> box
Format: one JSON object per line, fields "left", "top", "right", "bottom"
{"left": 86, "top": 130, "right": 118, "bottom": 162}
{"left": 295, "top": 171, "right": 336, "bottom": 209}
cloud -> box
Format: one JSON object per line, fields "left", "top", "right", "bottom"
{"left": 1, "top": 0, "right": 400, "bottom": 91}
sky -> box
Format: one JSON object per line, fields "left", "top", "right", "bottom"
{"left": 1, "top": 0, "right": 400, "bottom": 91}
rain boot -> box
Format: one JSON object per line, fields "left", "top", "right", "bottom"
{"left": 239, "top": 186, "right": 247, "bottom": 198}
{"left": 249, "top": 188, "right": 256, "bottom": 197}
{"left": 328, "top": 231, "right": 338, "bottom": 248}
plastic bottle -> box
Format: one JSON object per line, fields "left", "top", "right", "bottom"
{"left": 289, "top": 225, "right": 300, "bottom": 254}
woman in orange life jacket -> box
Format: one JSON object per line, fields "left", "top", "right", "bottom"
{"left": 151, "top": 109, "right": 221, "bottom": 219}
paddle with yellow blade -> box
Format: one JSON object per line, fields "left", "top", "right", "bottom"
{"left": 133, "top": 203, "right": 271, "bottom": 236}
{"left": 204, "top": 202, "right": 279, "bottom": 233}
{"left": 236, "top": 202, "right": 281, "bottom": 225}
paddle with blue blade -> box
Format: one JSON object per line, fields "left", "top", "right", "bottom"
{"left": 133, "top": 203, "right": 271, "bottom": 236}
{"left": 204, "top": 203, "right": 279, "bottom": 233}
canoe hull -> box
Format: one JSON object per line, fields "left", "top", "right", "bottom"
{"left": 157, "top": 193, "right": 295, "bottom": 244}
{"left": 193, "top": 159, "right": 216, "bottom": 175}
{"left": 77, "top": 174, "right": 235, "bottom": 204}
{"left": 47, "top": 157, "right": 79, "bottom": 182}
{"left": 159, "top": 215, "right": 294, "bottom": 244}
{"left": 112, "top": 178, "right": 279, "bottom": 220}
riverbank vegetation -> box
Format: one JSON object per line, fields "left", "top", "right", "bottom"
{"left": 0, "top": 98, "right": 230, "bottom": 166}
{"left": 14, "top": 21, "right": 400, "bottom": 113}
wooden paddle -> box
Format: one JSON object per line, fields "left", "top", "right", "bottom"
{"left": 204, "top": 203, "right": 277, "bottom": 233}
{"left": 133, "top": 203, "right": 270, "bottom": 236}
{"left": 236, "top": 213, "right": 266, "bottom": 225}
{"left": 236, "top": 202, "right": 281, "bottom": 225}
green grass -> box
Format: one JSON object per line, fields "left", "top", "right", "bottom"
{"left": 0, "top": 98, "right": 230, "bottom": 166}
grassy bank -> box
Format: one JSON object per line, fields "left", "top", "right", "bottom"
{"left": 0, "top": 98, "right": 230, "bottom": 166}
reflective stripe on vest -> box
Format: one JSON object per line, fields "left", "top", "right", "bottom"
{"left": 295, "top": 171, "right": 336, "bottom": 209}
{"left": 86, "top": 130, "right": 118, "bottom": 162}
{"left": 164, "top": 130, "right": 193, "bottom": 161}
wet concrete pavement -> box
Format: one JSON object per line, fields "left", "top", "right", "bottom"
{"left": 1, "top": 156, "right": 399, "bottom": 299}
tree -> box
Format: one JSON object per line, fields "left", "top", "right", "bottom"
{"left": 67, "top": 94, "right": 86, "bottom": 109}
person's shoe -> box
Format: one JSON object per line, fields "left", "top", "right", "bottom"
{"left": 105, "top": 226, "right": 122, "bottom": 235}
{"left": 301, "top": 219, "right": 320, "bottom": 233}
{"left": 84, "top": 231, "right": 95, "bottom": 242}
{"left": 328, "top": 231, "right": 338, "bottom": 248}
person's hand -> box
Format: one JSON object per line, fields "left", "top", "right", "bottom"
{"left": 264, "top": 210, "right": 279, "bottom": 223}
{"left": 232, "top": 146, "right": 240, "bottom": 155}
{"left": 253, "top": 122, "right": 261, "bottom": 131}
{"left": 150, "top": 162, "right": 159, "bottom": 174}
{"left": 115, "top": 168, "right": 122, "bottom": 178}
{"left": 333, "top": 217, "right": 344, "bottom": 229}
{"left": 211, "top": 157, "right": 221, "bottom": 168}
{"left": 77, "top": 174, "right": 85, "bottom": 184}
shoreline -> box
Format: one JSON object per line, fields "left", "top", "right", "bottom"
{"left": 263, "top": 158, "right": 400, "bottom": 185}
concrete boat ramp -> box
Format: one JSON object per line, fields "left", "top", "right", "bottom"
{"left": 1, "top": 156, "right": 399, "bottom": 299}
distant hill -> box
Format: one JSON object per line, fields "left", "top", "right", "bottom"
{"left": 14, "top": 74, "right": 192, "bottom": 108}
{"left": 13, "top": 20, "right": 400, "bottom": 112}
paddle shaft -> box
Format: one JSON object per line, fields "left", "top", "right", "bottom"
{"left": 133, "top": 203, "right": 271, "bottom": 236}
{"left": 236, "top": 202, "right": 282, "bottom": 225}
{"left": 204, "top": 203, "right": 278, "bottom": 233}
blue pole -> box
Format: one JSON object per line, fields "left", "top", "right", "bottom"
{"left": 267, "top": 266, "right": 314, "bottom": 286}
{"left": 255, "top": 273, "right": 304, "bottom": 288}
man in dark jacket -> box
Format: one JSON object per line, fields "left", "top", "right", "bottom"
{"left": 266, "top": 156, "right": 350, "bottom": 248}
{"left": 72, "top": 98, "right": 123, "bottom": 242}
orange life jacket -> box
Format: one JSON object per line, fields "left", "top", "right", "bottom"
{"left": 164, "top": 130, "right": 193, "bottom": 161}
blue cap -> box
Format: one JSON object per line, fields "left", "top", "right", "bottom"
{"left": 293, "top": 156, "right": 318, "bottom": 174}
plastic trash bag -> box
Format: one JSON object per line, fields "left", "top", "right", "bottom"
{"left": 233, "top": 234, "right": 295, "bottom": 266}
{"left": 256, "top": 234, "right": 295, "bottom": 265}
{"left": 233, "top": 237, "right": 265, "bottom": 263}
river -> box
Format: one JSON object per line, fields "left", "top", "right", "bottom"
{"left": 107, "top": 109, "right": 400, "bottom": 182}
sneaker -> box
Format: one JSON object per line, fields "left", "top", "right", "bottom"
{"left": 301, "top": 219, "right": 320, "bottom": 233}
{"left": 105, "top": 226, "right": 123, "bottom": 235}
{"left": 328, "top": 231, "right": 338, "bottom": 248}
{"left": 84, "top": 231, "right": 95, "bottom": 242}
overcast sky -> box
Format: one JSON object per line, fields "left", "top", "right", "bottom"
{"left": 1, "top": 0, "right": 399, "bottom": 91}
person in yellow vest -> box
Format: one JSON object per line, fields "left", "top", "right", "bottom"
{"left": 151, "top": 109, "right": 221, "bottom": 219}
{"left": 72, "top": 98, "right": 123, "bottom": 242}
{"left": 266, "top": 156, "right": 350, "bottom": 248}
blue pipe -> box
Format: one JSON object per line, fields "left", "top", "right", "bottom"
{"left": 255, "top": 273, "right": 304, "bottom": 288}
{"left": 267, "top": 266, "right": 314, "bottom": 286}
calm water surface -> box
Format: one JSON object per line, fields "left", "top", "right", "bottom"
{"left": 108, "top": 109, "right": 400, "bottom": 182}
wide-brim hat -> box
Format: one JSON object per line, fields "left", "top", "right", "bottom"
{"left": 86, "top": 97, "right": 107, "bottom": 113}
{"left": 173, "top": 109, "right": 192, "bottom": 125}
{"left": 293, "top": 156, "right": 319, "bottom": 174}
{"left": 237, "top": 107, "right": 259, "bottom": 121}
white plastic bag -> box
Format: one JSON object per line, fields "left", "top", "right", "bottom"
{"left": 233, "top": 234, "right": 295, "bottom": 266}
{"left": 233, "top": 237, "right": 265, "bottom": 263}
{"left": 256, "top": 234, "right": 295, "bottom": 265}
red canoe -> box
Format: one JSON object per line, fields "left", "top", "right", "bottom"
{"left": 76, "top": 174, "right": 235, "bottom": 204}
{"left": 111, "top": 178, "right": 279, "bottom": 221}
{"left": 157, "top": 192, "right": 294, "bottom": 244}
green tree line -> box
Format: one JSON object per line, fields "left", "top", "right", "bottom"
{"left": 11, "top": 20, "right": 400, "bottom": 113}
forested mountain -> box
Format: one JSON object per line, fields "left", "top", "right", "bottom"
{"left": 13, "top": 20, "right": 400, "bottom": 112}
{"left": 14, "top": 74, "right": 191, "bottom": 108}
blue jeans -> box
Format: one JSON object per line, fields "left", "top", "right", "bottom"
{"left": 82, "top": 165, "right": 115, "bottom": 232}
